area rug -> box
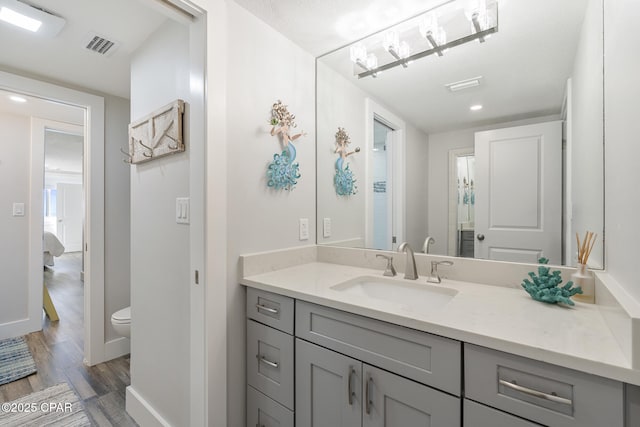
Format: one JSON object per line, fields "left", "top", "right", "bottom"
{"left": 0, "top": 337, "right": 37, "bottom": 386}
{"left": 0, "top": 383, "right": 91, "bottom": 426}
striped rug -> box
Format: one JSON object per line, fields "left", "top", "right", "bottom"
{"left": 0, "top": 337, "right": 37, "bottom": 386}
{"left": 0, "top": 383, "right": 91, "bottom": 426}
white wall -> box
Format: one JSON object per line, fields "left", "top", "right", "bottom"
{"left": 604, "top": 0, "right": 640, "bottom": 302}
{"left": 0, "top": 112, "right": 30, "bottom": 327}
{"left": 316, "top": 62, "right": 428, "bottom": 250}
{"left": 129, "top": 20, "right": 191, "bottom": 427}
{"left": 427, "top": 115, "right": 560, "bottom": 256}
{"left": 317, "top": 61, "right": 366, "bottom": 246}
{"left": 568, "top": 0, "right": 604, "bottom": 268}
{"left": 225, "top": 3, "right": 316, "bottom": 425}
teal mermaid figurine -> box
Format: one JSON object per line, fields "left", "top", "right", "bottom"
{"left": 267, "top": 100, "right": 305, "bottom": 191}
{"left": 334, "top": 127, "right": 359, "bottom": 196}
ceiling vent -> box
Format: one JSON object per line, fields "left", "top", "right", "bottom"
{"left": 445, "top": 76, "right": 483, "bottom": 92}
{"left": 82, "top": 32, "right": 120, "bottom": 57}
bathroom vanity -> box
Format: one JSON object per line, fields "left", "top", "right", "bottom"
{"left": 241, "top": 249, "right": 640, "bottom": 427}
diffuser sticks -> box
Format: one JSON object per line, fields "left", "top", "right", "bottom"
{"left": 576, "top": 231, "right": 597, "bottom": 265}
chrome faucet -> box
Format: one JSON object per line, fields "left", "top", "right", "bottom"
{"left": 376, "top": 254, "right": 397, "bottom": 277}
{"left": 397, "top": 242, "right": 418, "bottom": 280}
{"left": 427, "top": 260, "right": 454, "bottom": 284}
{"left": 422, "top": 236, "right": 435, "bottom": 253}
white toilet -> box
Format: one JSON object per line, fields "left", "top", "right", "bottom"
{"left": 111, "top": 306, "right": 131, "bottom": 338}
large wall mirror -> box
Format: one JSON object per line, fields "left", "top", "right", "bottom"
{"left": 316, "top": 0, "right": 604, "bottom": 268}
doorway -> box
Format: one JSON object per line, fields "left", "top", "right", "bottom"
{"left": 365, "top": 99, "right": 406, "bottom": 250}
{"left": 372, "top": 119, "right": 394, "bottom": 250}
{"left": 44, "top": 126, "right": 84, "bottom": 254}
{"left": 0, "top": 71, "right": 106, "bottom": 365}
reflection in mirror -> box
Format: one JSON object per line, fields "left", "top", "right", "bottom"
{"left": 316, "top": 0, "right": 604, "bottom": 268}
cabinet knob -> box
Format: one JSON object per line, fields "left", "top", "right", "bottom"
{"left": 477, "top": 234, "right": 485, "bottom": 241}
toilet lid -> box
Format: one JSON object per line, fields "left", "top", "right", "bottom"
{"left": 112, "top": 306, "right": 131, "bottom": 322}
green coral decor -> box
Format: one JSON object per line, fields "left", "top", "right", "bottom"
{"left": 521, "top": 258, "right": 583, "bottom": 306}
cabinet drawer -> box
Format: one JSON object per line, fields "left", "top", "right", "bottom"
{"left": 464, "top": 399, "right": 541, "bottom": 427}
{"left": 247, "top": 288, "right": 294, "bottom": 334}
{"left": 247, "top": 320, "right": 294, "bottom": 410}
{"left": 296, "top": 301, "right": 461, "bottom": 395}
{"left": 465, "top": 344, "right": 623, "bottom": 427}
{"left": 247, "top": 386, "right": 294, "bottom": 427}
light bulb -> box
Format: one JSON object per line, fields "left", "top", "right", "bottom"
{"left": 350, "top": 43, "right": 367, "bottom": 64}
{"left": 399, "top": 41, "right": 411, "bottom": 59}
{"left": 366, "top": 53, "right": 378, "bottom": 69}
{"left": 382, "top": 30, "right": 399, "bottom": 52}
{"left": 419, "top": 13, "right": 439, "bottom": 39}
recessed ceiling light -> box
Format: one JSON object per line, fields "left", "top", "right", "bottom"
{"left": 0, "top": 6, "right": 41, "bottom": 32}
{"left": 470, "top": 104, "right": 483, "bottom": 111}
{"left": 9, "top": 95, "right": 27, "bottom": 103}
{"left": 0, "top": 0, "right": 65, "bottom": 37}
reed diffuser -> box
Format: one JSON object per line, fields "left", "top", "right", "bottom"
{"left": 573, "top": 231, "right": 597, "bottom": 303}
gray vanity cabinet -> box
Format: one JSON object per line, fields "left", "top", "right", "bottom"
{"left": 296, "top": 339, "right": 460, "bottom": 427}
{"left": 296, "top": 339, "right": 362, "bottom": 427}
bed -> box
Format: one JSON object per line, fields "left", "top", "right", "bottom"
{"left": 43, "top": 231, "right": 65, "bottom": 267}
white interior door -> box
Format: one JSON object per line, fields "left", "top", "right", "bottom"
{"left": 474, "top": 121, "right": 562, "bottom": 264}
{"left": 56, "top": 183, "right": 83, "bottom": 252}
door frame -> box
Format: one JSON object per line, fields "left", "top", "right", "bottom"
{"left": 365, "top": 98, "right": 406, "bottom": 249}
{"left": 1, "top": 70, "right": 106, "bottom": 366}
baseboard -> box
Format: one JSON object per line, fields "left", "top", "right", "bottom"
{"left": 104, "top": 337, "right": 130, "bottom": 361}
{"left": 126, "top": 386, "right": 172, "bottom": 427}
{"left": 0, "top": 318, "right": 40, "bottom": 341}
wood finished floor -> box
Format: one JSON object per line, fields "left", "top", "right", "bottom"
{"left": 0, "top": 253, "right": 138, "bottom": 426}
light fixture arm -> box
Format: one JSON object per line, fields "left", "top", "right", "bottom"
{"left": 471, "top": 12, "right": 486, "bottom": 43}
{"left": 425, "top": 32, "right": 444, "bottom": 57}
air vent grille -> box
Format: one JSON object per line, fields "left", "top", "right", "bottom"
{"left": 82, "top": 32, "right": 120, "bottom": 57}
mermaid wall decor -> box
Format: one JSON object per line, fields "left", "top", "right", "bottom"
{"left": 334, "top": 127, "right": 360, "bottom": 196}
{"left": 266, "top": 100, "right": 306, "bottom": 191}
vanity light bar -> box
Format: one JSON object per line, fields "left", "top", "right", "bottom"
{"left": 357, "top": 26, "right": 497, "bottom": 79}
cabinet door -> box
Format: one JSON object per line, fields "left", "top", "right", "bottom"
{"left": 296, "top": 339, "right": 362, "bottom": 427}
{"left": 363, "top": 364, "right": 460, "bottom": 427}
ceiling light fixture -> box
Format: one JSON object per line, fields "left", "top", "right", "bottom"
{"left": 9, "top": 95, "right": 27, "bottom": 103}
{"left": 0, "top": 0, "right": 65, "bottom": 37}
{"left": 352, "top": 0, "right": 498, "bottom": 79}
{"left": 470, "top": 104, "right": 483, "bottom": 111}
{"left": 419, "top": 13, "right": 447, "bottom": 57}
{"left": 382, "top": 30, "right": 411, "bottom": 68}
{"left": 350, "top": 42, "right": 379, "bottom": 78}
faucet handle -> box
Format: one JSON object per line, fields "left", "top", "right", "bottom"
{"left": 428, "top": 260, "right": 454, "bottom": 284}
{"left": 376, "top": 254, "right": 397, "bottom": 277}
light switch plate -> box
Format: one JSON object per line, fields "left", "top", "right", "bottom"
{"left": 299, "top": 218, "right": 309, "bottom": 240}
{"left": 323, "top": 217, "right": 331, "bottom": 238}
{"left": 176, "top": 197, "right": 190, "bottom": 224}
{"left": 12, "top": 203, "right": 25, "bottom": 217}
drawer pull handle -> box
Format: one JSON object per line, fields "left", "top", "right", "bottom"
{"left": 499, "top": 379, "right": 572, "bottom": 406}
{"left": 255, "top": 304, "right": 279, "bottom": 314}
{"left": 365, "top": 376, "right": 373, "bottom": 414}
{"left": 257, "top": 355, "right": 279, "bottom": 369}
{"left": 348, "top": 368, "right": 355, "bottom": 405}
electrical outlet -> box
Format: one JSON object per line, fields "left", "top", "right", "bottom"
{"left": 299, "top": 218, "right": 309, "bottom": 240}
{"left": 323, "top": 217, "right": 331, "bottom": 238}
{"left": 12, "top": 203, "right": 25, "bottom": 217}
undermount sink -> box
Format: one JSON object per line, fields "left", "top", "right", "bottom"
{"left": 331, "top": 276, "right": 458, "bottom": 312}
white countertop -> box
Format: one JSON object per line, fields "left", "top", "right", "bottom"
{"left": 241, "top": 261, "right": 640, "bottom": 385}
